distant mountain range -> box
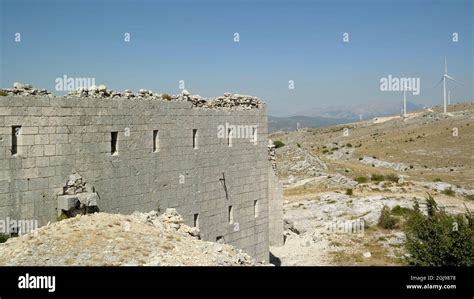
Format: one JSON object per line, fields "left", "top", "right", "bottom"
{"left": 269, "top": 101, "right": 423, "bottom": 132}
{"left": 268, "top": 115, "right": 354, "bottom": 132}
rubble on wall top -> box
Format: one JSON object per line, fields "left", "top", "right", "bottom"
{"left": 0, "top": 82, "right": 51, "bottom": 96}
{"left": 0, "top": 83, "right": 264, "bottom": 110}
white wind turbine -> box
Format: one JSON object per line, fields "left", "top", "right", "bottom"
{"left": 435, "top": 57, "right": 463, "bottom": 113}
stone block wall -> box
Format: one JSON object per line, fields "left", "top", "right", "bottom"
{"left": 0, "top": 95, "right": 271, "bottom": 261}
{"left": 268, "top": 167, "right": 284, "bottom": 246}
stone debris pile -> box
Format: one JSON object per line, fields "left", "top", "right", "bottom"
{"left": 0, "top": 210, "right": 266, "bottom": 266}
{"left": 66, "top": 85, "right": 264, "bottom": 109}
{"left": 359, "top": 156, "right": 410, "bottom": 172}
{"left": 57, "top": 172, "right": 99, "bottom": 217}
{"left": 1, "top": 83, "right": 264, "bottom": 110}
{"left": 132, "top": 209, "right": 200, "bottom": 238}
{"left": 0, "top": 82, "right": 51, "bottom": 96}
{"left": 183, "top": 90, "right": 264, "bottom": 110}
{"left": 66, "top": 85, "right": 163, "bottom": 100}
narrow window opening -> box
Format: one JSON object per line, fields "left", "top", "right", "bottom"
{"left": 227, "top": 128, "right": 233, "bottom": 147}
{"left": 111, "top": 132, "right": 118, "bottom": 155}
{"left": 228, "top": 205, "right": 234, "bottom": 224}
{"left": 153, "top": 130, "right": 159, "bottom": 153}
{"left": 11, "top": 126, "right": 21, "bottom": 155}
{"left": 193, "top": 213, "right": 199, "bottom": 228}
{"left": 193, "top": 129, "right": 198, "bottom": 149}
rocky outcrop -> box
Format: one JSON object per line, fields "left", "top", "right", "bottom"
{"left": 276, "top": 145, "right": 328, "bottom": 177}
{"left": 359, "top": 156, "right": 410, "bottom": 171}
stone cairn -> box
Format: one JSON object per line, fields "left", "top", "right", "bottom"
{"left": 1, "top": 83, "right": 264, "bottom": 110}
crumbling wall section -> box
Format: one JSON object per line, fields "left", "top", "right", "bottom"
{"left": 268, "top": 144, "right": 284, "bottom": 246}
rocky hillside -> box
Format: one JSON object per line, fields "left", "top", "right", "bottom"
{"left": 269, "top": 103, "right": 474, "bottom": 266}
{"left": 0, "top": 209, "right": 265, "bottom": 266}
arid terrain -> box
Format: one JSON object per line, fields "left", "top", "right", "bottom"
{"left": 269, "top": 102, "right": 474, "bottom": 266}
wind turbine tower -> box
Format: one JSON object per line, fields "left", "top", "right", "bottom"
{"left": 403, "top": 89, "right": 407, "bottom": 117}
{"left": 436, "top": 57, "right": 462, "bottom": 114}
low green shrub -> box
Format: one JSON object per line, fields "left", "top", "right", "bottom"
{"left": 371, "top": 174, "right": 385, "bottom": 182}
{"left": 356, "top": 176, "right": 368, "bottom": 184}
{"left": 441, "top": 188, "right": 455, "bottom": 196}
{"left": 273, "top": 140, "right": 285, "bottom": 149}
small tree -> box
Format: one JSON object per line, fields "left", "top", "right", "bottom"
{"left": 404, "top": 194, "right": 474, "bottom": 266}
{"left": 378, "top": 205, "right": 398, "bottom": 229}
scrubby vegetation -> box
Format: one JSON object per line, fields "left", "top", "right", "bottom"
{"left": 385, "top": 174, "right": 399, "bottom": 183}
{"left": 56, "top": 214, "right": 69, "bottom": 222}
{"left": 161, "top": 93, "right": 172, "bottom": 100}
{"left": 370, "top": 174, "right": 385, "bottom": 182}
{"left": 345, "top": 188, "right": 353, "bottom": 196}
{"left": 0, "top": 233, "right": 10, "bottom": 243}
{"left": 403, "top": 194, "right": 474, "bottom": 266}
{"left": 355, "top": 176, "right": 368, "bottom": 184}
{"left": 441, "top": 188, "right": 455, "bottom": 196}
{"left": 378, "top": 206, "right": 398, "bottom": 229}
{"left": 390, "top": 205, "right": 412, "bottom": 217}
{"left": 273, "top": 140, "right": 285, "bottom": 149}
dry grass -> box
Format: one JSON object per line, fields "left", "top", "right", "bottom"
{"left": 329, "top": 227, "right": 406, "bottom": 266}
{"left": 272, "top": 102, "right": 474, "bottom": 189}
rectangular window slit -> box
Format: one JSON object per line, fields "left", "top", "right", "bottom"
{"left": 111, "top": 131, "right": 118, "bottom": 155}
{"left": 193, "top": 213, "right": 199, "bottom": 228}
{"left": 228, "top": 205, "right": 233, "bottom": 224}
{"left": 11, "top": 126, "right": 21, "bottom": 155}
{"left": 153, "top": 130, "right": 159, "bottom": 152}
{"left": 193, "top": 129, "right": 198, "bottom": 149}
{"left": 227, "top": 128, "right": 233, "bottom": 147}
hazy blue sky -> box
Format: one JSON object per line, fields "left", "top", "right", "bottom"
{"left": 0, "top": 0, "right": 472, "bottom": 116}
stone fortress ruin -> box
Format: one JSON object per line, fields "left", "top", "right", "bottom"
{"left": 0, "top": 83, "right": 283, "bottom": 262}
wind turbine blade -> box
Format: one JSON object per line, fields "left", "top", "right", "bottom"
{"left": 434, "top": 77, "right": 443, "bottom": 88}
{"left": 445, "top": 75, "right": 463, "bottom": 85}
